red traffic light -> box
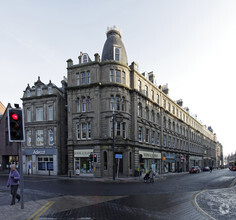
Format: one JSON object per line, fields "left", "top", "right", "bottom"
{"left": 11, "top": 113, "right": 19, "bottom": 120}
{"left": 94, "top": 154, "right": 97, "bottom": 158}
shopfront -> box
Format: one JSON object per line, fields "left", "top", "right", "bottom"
{"left": 189, "top": 156, "right": 203, "bottom": 168}
{"left": 164, "top": 153, "right": 176, "bottom": 173}
{"left": 74, "top": 149, "right": 94, "bottom": 174}
{"left": 139, "top": 150, "right": 161, "bottom": 174}
{"left": 23, "top": 148, "right": 57, "bottom": 175}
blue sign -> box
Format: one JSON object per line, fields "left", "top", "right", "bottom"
{"left": 115, "top": 154, "right": 122, "bottom": 159}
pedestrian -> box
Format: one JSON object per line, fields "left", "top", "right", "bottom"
{"left": 7, "top": 164, "right": 20, "bottom": 205}
{"left": 210, "top": 166, "right": 213, "bottom": 173}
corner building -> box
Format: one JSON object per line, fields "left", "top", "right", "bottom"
{"left": 67, "top": 27, "right": 217, "bottom": 177}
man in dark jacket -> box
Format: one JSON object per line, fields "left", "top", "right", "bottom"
{"left": 7, "top": 164, "right": 20, "bottom": 205}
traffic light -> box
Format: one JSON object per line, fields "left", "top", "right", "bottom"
{"left": 139, "top": 154, "right": 143, "bottom": 162}
{"left": 89, "top": 153, "right": 93, "bottom": 162}
{"left": 8, "top": 108, "right": 25, "bottom": 142}
{"left": 93, "top": 154, "right": 97, "bottom": 162}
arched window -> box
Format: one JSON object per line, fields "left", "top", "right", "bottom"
{"left": 138, "top": 103, "right": 142, "bottom": 117}
{"left": 145, "top": 107, "right": 149, "bottom": 120}
{"left": 82, "top": 54, "right": 88, "bottom": 63}
{"left": 82, "top": 97, "right": 86, "bottom": 112}
{"left": 104, "top": 151, "right": 107, "bottom": 170}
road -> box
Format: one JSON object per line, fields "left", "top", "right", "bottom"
{"left": 0, "top": 169, "right": 235, "bottom": 220}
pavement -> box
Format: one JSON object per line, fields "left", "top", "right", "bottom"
{"left": 0, "top": 171, "right": 235, "bottom": 220}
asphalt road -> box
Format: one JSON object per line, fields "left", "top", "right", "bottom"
{"left": 0, "top": 169, "right": 235, "bottom": 220}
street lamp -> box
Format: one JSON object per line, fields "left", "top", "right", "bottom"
{"left": 112, "top": 108, "right": 124, "bottom": 181}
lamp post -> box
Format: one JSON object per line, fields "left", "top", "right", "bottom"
{"left": 112, "top": 108, "right": 115, "bottom": 180}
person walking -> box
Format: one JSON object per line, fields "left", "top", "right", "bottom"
{"left": 210, "top": 166, "right": 213, "bottom": 173}
{"left": 7, "top": 164, "right": 20, "bottom": 205}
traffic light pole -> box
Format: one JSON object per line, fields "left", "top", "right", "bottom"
{"left": 18, "top": 142, "right": 24, "bottom": 209}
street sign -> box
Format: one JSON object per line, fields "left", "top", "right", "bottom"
{"left": 115, "top": 154, "right": 122, "bottom": 159}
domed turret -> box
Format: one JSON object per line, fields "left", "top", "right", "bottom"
{"left": 101, "top": 26, "right": 128, "bottom": 65}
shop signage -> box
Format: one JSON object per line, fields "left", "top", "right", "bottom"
{"left": 165, "top": 153, "right": 176, "bottom": 159}
{"left": 33, "top": 150, "right": 46, "bottom": 155}
{"left": 139, "top": 151, "right": 161, "bottom": 159}
{"left": 23, "top": 148, "right": 57, "bottom": 155}
{"left": 190, "top": 156, "right": 202, "bottom": 161}
{"left": 74, "top": 149, "right": 93, "bottom": 158}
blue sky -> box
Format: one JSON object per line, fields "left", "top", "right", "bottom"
{"left": 1, "top": 0, "right": 236, "bottom": 155}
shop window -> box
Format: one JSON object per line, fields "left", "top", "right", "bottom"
{"left": 104, "top": 151, "right": 107, "bottom": 170}
{"left": 38, "top": 156, "right": 54, "bottom": 171}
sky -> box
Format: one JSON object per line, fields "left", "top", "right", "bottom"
{"left": 0, "top": 0, "right": 235, "bottom": 156}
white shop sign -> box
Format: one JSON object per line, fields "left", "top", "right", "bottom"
{"left": 74, "top": 149, "right": 93, "bottom": 158}
{"left": 139, "top": 151, "right": 161, "bottom": 159}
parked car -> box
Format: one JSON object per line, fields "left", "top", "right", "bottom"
{"left": 231, "top": 166, "right": 236, "bottom": 171}
{"left": 203, "top": 166, "right": 210, "bottom": 171}
{"left": 189, "top": 166, "right": 201, "bottom": 174}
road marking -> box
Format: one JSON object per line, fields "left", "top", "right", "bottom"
{"left": 27, "top": 201, "right": 55, "bottom": 220}
{"left": 191, "top": 190, "right": 216, "bottom": 220}
{"left": 229, "top": 177, "right": 236, "bottom": 187}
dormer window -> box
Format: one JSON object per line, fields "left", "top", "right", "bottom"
{"left": 114, "top": 47, "right": 120, "bottom": 61}
{"left": 37, "top": 87, "right": 42, "bottom": 96}
{"left": 48, "top": 87, "right": 52, "bottom": 94}
{"left": 82, "top": 54, "right": 88, "bottom": 63}
{"left": 26, "top": 89, "right": 31, "bottom": 97}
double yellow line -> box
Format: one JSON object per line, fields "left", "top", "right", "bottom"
{"left": 27, "top": 201, "right": 55, "bottom": 220}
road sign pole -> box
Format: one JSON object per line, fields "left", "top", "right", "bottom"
{"left": 19, "top": 142, "right": 24, "bottom": 209}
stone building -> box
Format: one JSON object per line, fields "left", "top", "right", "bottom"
{"left": 21, "top": 77, "right": 67, "bottom": 175}
{"left": 66, "top": 27, "right": 218, "bottom": 177}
